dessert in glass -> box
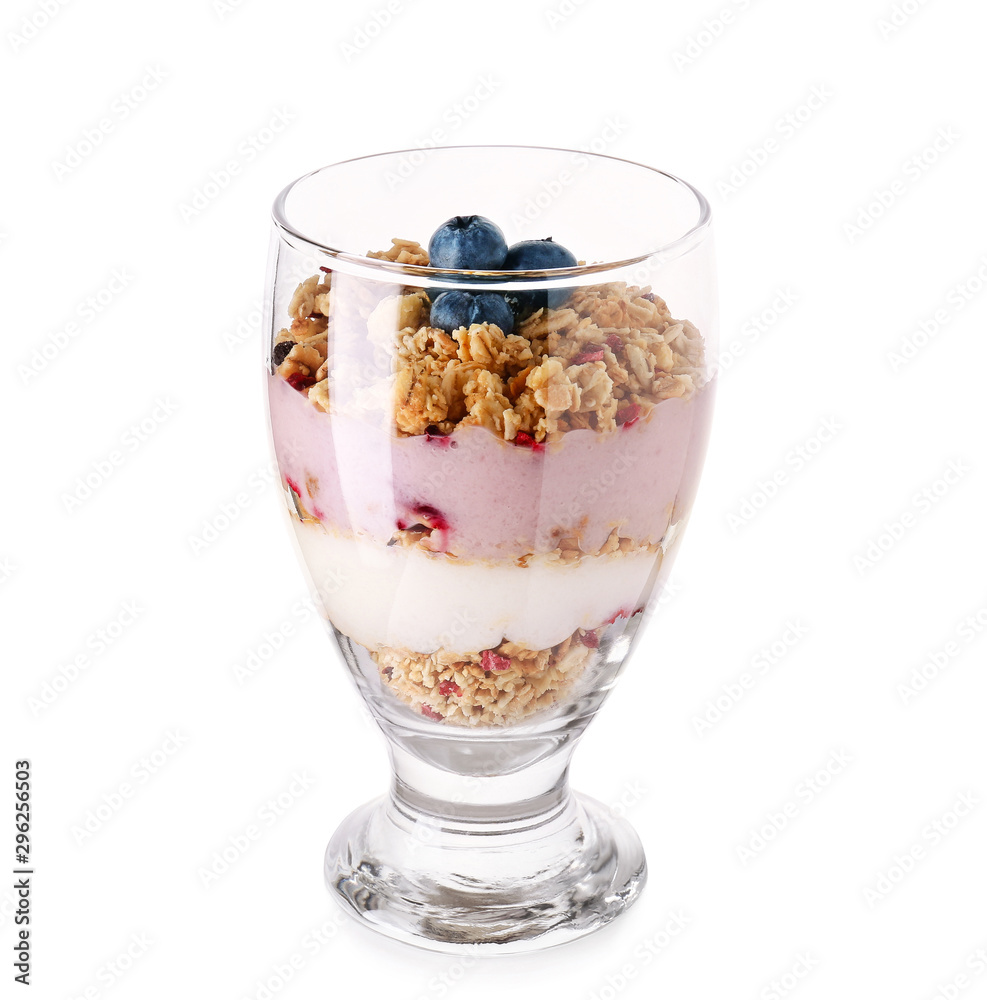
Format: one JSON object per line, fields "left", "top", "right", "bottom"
{"left": 265, "top": 146, "right": 716, "bottom": 953}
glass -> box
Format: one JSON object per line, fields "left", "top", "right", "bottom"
{"left": 264, "top": 146, "right": 716, "bottom": 953}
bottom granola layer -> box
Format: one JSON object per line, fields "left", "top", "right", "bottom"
{"left": 370, "top": 629, "right": 602, "bottom": 727}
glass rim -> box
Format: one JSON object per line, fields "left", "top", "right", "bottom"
{"left": 271, "top": 144, "right": 712, "bottom": 282}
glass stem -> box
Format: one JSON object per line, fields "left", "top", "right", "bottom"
{"left": 388, "top": 742, "right": 577, "bottom": 832}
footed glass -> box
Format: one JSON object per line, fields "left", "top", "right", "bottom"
{"left": 264, "top": 146, "right": 716, "bottom": 953}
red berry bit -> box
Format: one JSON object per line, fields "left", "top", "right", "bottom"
{"left": 606, "top": 608, "right": 629, "bottom": 625}
{"left": 514, "top": 431, "right": 544, "bottom": 452}
{"left": 616, "top": 403, "right": 641, "bottom": 428}
{"left": 425, "top": 426, "right": 457, "bottom": 448}
{"left": 421, "top": 704, "right": 444, "bottom": 721}
{"left": 413, "top": 503, "right": 448, "bottom": 532}
{"left": 396, "top": 503, "right": 451, "bottom": 550}
{"left": 285, "top": 476, "right": 302, "bottom": 497}
{"left": 481, "top": 649, "right": 512, "bottom": 672}
{"left": 318, "top": 266, "right": 331, "bottom": 274}
{"left": 286, "top": 372, "right": 316, "bottom": 392}
{"left": 571, "top": 344, "right": 606, "bottom": 365}
{"left": 605, "top": 334, "right": 623, "bottom": 352}
{"left": 580, "top": 630, "right": 599, "bottom": 649}
{"left": 438, "top": 679, "right": 462, "bottom": 697}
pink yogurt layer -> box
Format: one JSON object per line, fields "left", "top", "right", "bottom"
{"left": 268, "top": 373, "right": 713, "bottom": 560}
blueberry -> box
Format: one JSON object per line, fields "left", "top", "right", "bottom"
{"left": 272, "top": 340, "right": 294, "bottom": 366}
{"left": 503, "top": 237, "right": 578, "bottom": 311}
{"left": 471, "top": 292, "right": 514, "bottom": 334}
{"left": 430, "top": 291, "right": 474, "bottom": 333}
{"left": 428, "top": 215, "right": 508, "bottom": 270}
{"left": 430, "top": 291, "right": 515, "bottom": 335}
{"left": 503, "top": 238, "right": 578, "bottom": 271}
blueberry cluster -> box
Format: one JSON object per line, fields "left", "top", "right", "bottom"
{"left": 426, "top": 215, "right": 577, "bottom": 335}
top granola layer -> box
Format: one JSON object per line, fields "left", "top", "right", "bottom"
{"left": 272, "top": 240, "right": 706, "bottom": 444}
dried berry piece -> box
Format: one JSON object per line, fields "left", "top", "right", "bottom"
{"left": 513, "top": 431, "right": 544, "bottom": 452}
{"left": 421, "top": 704, "right": 444, "bottom": 721}
{"left": 412, "top": 503, "right": 448, "bottom": 531}
{"left": 272, "top": 341, "right": 295, "bottom": 366}
{"left": 481, "top": 649, "right": 512, "bottom": 672}
{"left": 616, "top": 404, "right": 641, "bottom": 427}
{"left": 424, "top": 425, "right": 456, "bottom": 448}
{"left": 286, "top": 372, "right": 317, "bottom": 391}
{"left": 605, "top": 334, "right": 623, "bottom": 352}
{"left": 579, "top": 630, "right": 599, "bottom": 649}
{"left": 438, "top": 679, "right": 462, "bottom": 697}
{"left": 571, "top": 344, "right": 605, "bottom": 365}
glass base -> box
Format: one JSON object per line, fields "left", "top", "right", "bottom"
{"left": 325, "top": 789, "right": 647, "bottom": 954}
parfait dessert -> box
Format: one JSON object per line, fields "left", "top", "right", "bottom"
{"left": 269, "top": 216, "right": 710, "bottom": 728}
{"left": 265, "top": 147, "right": 716, "bottom": 952}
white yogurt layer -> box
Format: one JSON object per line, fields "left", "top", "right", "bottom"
{"left": 293, "top": 521, "right": 665, "bottom": 654}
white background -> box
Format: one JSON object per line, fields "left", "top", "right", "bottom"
{"left": 3, "top": 0, "right": 987, "bottom": 997}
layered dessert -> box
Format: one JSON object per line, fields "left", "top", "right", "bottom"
{"left": 268, "top": 217, "right": 712, "bottom": 726}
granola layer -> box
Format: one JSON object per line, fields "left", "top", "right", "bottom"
{"left": 372, "top": 629, "right": 598, "bottom": 727}
{"left": 272, "top": 264, "right": 706, "bottom": 443}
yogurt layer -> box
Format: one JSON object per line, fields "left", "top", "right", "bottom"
{"left": 292, "top": 520, "right": 666, "bottom": 654}
{"left": 270, "top": 373, "right": 712, "bottom": 560}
